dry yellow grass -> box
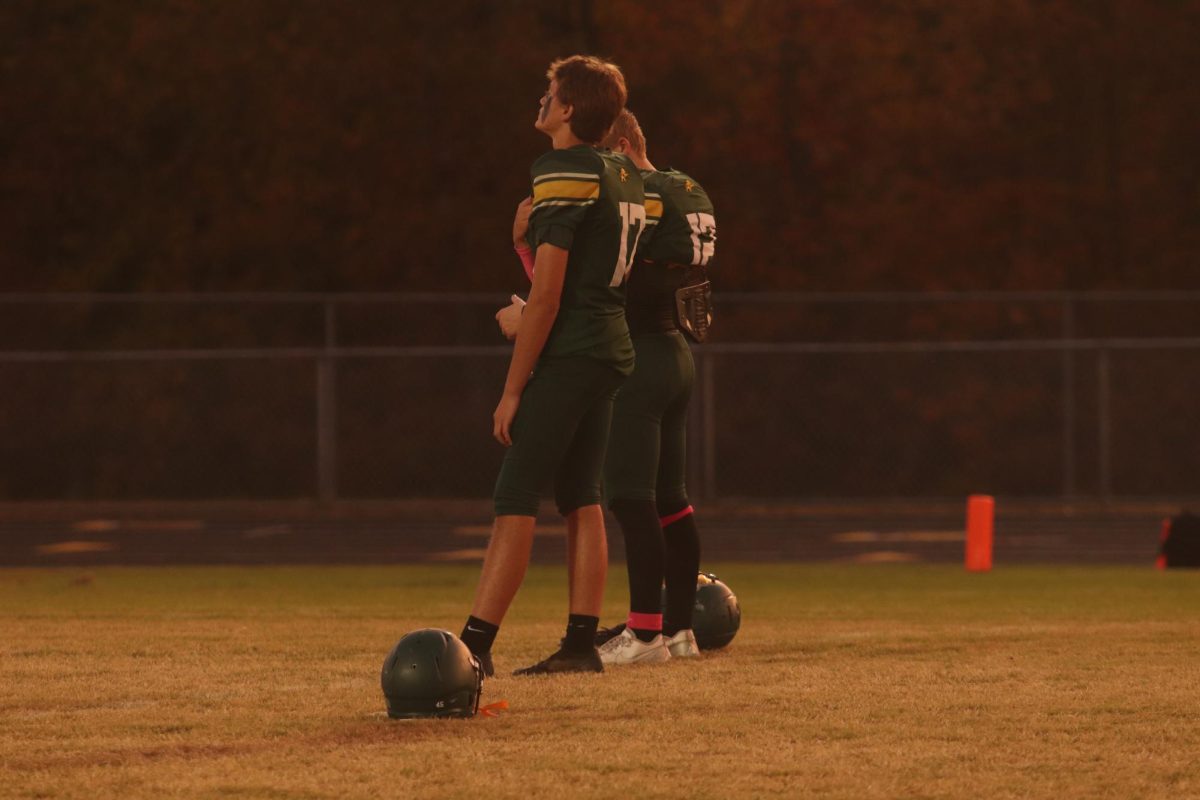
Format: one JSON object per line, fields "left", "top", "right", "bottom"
{"left": 2, "top": 564, "right": 1200, "bottom": 799}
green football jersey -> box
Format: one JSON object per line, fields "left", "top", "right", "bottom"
{"left": 638, "top": 169, "right": 716, "bottom": 266}
{"left": 525, "top": 145, "right": 646, "bottom": 372}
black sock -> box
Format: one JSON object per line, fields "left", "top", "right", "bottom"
{"left": 563, "top": 614, "right": 599, "bottom": 653}
{"left": 460, "top": 616, "right": 499, "bottom": 657}
{"left": 611, "top": 497, "right": 665, "bottom": 638}
{"left": 661, "top": 502, "right": 700, "bottom": 637}
{"left": 630, "top": 627, "right": 659, "bottom": 643}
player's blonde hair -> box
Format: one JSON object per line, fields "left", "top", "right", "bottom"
{"left": 602, "top": 109, "right": 647, "bottom": 157}
{"left": 546, "top": 55, "right": 627, "bottom": 144}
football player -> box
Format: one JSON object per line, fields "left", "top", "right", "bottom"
{"left": 459, "top": 56, "right": 646, "bottom": 676}
{"left": 501, "top": 110, "right": 717, "bottom": 666}
{"left": 594, "top": 110, "right": 716, "bottom": 665}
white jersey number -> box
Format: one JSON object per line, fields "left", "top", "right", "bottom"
{"left": 687, "top": 212, "right": 717, "bottom": 267}
{"left": 610, "top": 201, "right": 647, "bottom": 287}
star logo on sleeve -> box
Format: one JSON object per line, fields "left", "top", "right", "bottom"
{"left": 684, "top": 179, "right": 695, "bottom": 192}
{"left": 619, "top": 167, "right": 629, "bottom": 183}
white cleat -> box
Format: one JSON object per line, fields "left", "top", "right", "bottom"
{"left": 664, "top": 629, "right": 700, "bottom": 658}
{"left": 597, "top": 627, "right": 671, "bottom": 666}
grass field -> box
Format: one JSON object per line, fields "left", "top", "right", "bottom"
{"left": 3, "top": 563, "right": 1200, "bottom": 799}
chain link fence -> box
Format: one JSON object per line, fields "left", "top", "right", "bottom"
{"left": 1, "top": 292, "right": 1198, "bottom": 501}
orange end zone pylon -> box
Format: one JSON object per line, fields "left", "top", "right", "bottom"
{"left": 965, "top": 494, "right": 994, "bottom": 572}
{"left": 1156, "top": 517, "right": 1170, "bottom": 570}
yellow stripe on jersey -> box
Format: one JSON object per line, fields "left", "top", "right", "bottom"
{"left": 532, "top": 179, "right": 600, "bottom": 208}
{"left": 644, "top": 197, "right": 664, "bottom": 223}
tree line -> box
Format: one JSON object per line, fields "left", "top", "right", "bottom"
{"left": 2, "top": 0, "right": 1197, "bottom": 294}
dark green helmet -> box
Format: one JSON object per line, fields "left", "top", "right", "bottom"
{"left": 381, "top": 629, "right": 484, "bottom": 719}
{"left": 693, "top": 573, "right": 741, "bottom": 650}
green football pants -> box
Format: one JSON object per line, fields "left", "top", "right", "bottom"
{"left": 603, "top": 331, "right": 694, "bottom": 507}
{"left": 493, "top": 355, "right": 627, "bottom": 517}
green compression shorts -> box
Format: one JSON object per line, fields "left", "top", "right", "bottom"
{"left": 603, "top": 331, "right": 694, "bottom": 508}
{"left": 493, "top": 355, "right": 627, "bottom": 517}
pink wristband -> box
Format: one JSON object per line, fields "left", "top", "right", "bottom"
{"left": 515, "top": 244, "right": 535, "bottom": 281}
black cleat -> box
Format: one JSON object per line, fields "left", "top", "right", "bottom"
{"left": 594, "top": 623, "right": 627, "bottom": 647}
{"left": 475, "top": 651, "right": 494, "bottom": 678}
{"left": 513, "top": 646, "right": 604, "bottom": 676}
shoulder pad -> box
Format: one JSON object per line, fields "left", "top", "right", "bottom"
{"left": 530, "top": 147, "right": 602, "bottom": 181}
{"left": 530, "top": 147, "right": 602, "bottom": 213}
{"left": 668, "top": 170, "right": 699, "bottom": 190}
{"left": 642, "top": 170, "right": 668, "bottom": 190}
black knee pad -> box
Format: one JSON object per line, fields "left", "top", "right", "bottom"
{"left": 610, "top": 497, "right": 660, "bottom": 536}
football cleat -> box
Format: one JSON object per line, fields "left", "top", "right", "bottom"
{"left": 664, "top": 629, "right": 700, "bottom": 658}
{"left": 476, "top": 651, "right": 495, "bottom": 678}
{"left": 513, "top": 646, "right": 604, "bottom": 676}
{"left": 597, "top": 627, "right": 671, "bottom": 666}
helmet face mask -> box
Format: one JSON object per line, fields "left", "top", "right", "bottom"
{"left": 381, "top": 629, "right": 484, "bottom": 719}
{"left": 659, "top": 572, "right": 742, "bottom": 650}
{"left": 691, "top": 573, "right": 741, "bottom": 650}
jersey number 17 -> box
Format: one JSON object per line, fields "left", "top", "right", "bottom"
{"left": 609, "top": 201, "right": 647, "bottom": 287}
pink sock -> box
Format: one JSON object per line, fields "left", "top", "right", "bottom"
{"left": 627, "top": 611, "right": 662, "bottom": 633}
{"left": 659, "top": 505, "right": 694, "bottom": 527}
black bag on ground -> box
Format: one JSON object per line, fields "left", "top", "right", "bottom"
{"left": 1160, "top": 512, "right": 1200, "bottom": 568}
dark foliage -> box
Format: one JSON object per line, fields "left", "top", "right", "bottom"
{"left": 2, "top": 0, "right": 1197, "bottom": 292}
